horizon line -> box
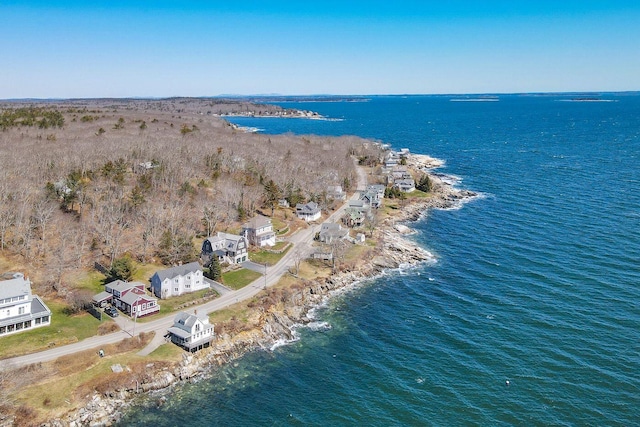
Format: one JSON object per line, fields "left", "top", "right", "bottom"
{"left": 2, "top": 90, "right": 639, "bottom": 102}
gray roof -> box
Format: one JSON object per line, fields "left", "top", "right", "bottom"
{"left": 0, "top": 275, "right": 32, "bottom": 301}
{"left": 92, "top": 291, "right": 113, "bottom": 303}
{"left": 31, "top": 295, "right": 51, "bottom": 315}
{"left": 105, "top": 280, "right": 144, "bottom": 294}
{"left": 167, "top": 326, "right": 192, "bottom": 339}
{"left": 153, "top": 262, "right": 202, "bottom": 283}
{"left": 296, "top": 202, "right": 320, "bottom": 214}
{"left": 120, "top": 291, "right": 156, "bottom": 306}
{"left": 242, "top": 215, "right": 272, "bottom": 230}
{"left": 320, "top": 223, "right": 349, "bottom": 239}
{"left": 172, "top": 311, "right": 210, "bottom": 332}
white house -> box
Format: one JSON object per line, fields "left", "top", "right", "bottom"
{"left": 0, "top": 273, "right": 51, "bottom": 336}
{"left": 242, "top": 215, "right": 276, "bottom": 247}
{"left": 201, "top": 232, "right": 249, "bottom": 264}
{"left": 296, "top": 202, "right": 321, "bottom": 222}
{"left": 318, "top": 222, "right": 349, "bottom": 244}
{"left": 394, "top": 178, "right": 416, "bottom": 193}
{"left": 327, "top": 185, "right": 346, "bottom": 201}
{"left": 167, "top": 311, "right": 214, "bottom": 352}
{"left": 151, "top": 262, "right": 208, "bottom": 299}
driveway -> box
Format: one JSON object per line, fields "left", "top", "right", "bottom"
{"left": 241, "top": 260, "right": 268, "bottom": 273}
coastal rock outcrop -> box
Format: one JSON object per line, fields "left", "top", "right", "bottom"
{"left": 57, "top": 170, "right": 475, "bottom": 427}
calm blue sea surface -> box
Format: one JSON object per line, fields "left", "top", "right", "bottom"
{"left": 120, "top": 95, "right": 640, "bottom": 426}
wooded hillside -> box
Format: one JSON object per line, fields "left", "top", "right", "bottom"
{"left": 0, "top": 98, "right": 383, "bottom": 296}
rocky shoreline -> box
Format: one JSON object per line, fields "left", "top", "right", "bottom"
{"left": 47, "top": 173, "right": 477, "bottom": 427}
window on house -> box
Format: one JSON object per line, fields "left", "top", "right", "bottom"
{"left": 174, "top": 287, "right": 179, "bottom": 292}
{"left": 18, "top": 306, "right": 25, "bottom": 315}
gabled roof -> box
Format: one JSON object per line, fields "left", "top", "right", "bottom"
{"left": 242, "top": 215, "right": 272, "bottom": 230}
{"left": 106, "top": 280, "right": 145, "bottom": 294}
{"left": 153, "top": 262, "right": 202, "bottom": 283}
{"left": 120, "top": 291, "right": 156, "bottom": 306}
{"left": 92, "top": 291, "right": 113, "bottom": 303}
{"left": 296, "top": 202, "right": 320, "bottom": 214}
{"left": 0, "top": 275, "right": 32, "bottom": 301}
{"left": 320, "top": 223, "right": 349, "bottom": 239}
{"left": 172, "top": 311, "right": 210, "bottom": 332}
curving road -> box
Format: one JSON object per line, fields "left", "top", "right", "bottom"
{"left": 0, "top": 162, "right": 367, "bottom": 371}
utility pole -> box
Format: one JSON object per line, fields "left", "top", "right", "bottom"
{"left": 132, "top": 295, "right": 141, "bottom": 337}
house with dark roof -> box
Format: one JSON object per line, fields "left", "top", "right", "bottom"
{"left": 242, "top": 215, "right": 276, "bottom": 247}
{"left": 201, "top": 232, "right": 249, "bottom": 264}
{"left": 0, "top": 273, "right": 51, "bottom": 336}
{"left": 151, "top": 262, "right": 208, "bottom": 299}
{"left": 296, "top": 202, "right": 321, "bottom": 222}
{"left": 167, "top": 311, "right": 214, "bottom": 352}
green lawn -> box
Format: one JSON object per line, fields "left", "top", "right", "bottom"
{"left": 250, "top": 244, "right": 291, "bottom": 266}
{"left": 0, "top": 299, "right": 108, "bottom": 359}
{"left": 221, "top": 269, "right": 262, "bottom": 290}
{"left": 272, "top": 217, "right": 288, "bottom": 234}
{"left": 149, "top": 342, "right": 185, "bottom": 358}
{"left": 131, "top": 262, "right": 166, "bottom": 283}
{"left": 407, "top": 189, "right": 433, "bottom": 199}
{"left": 146, "top": 289, "right": 218, "bottom": 318}
{"left": 72, "top": 270, "right": 108, "bottom": 293}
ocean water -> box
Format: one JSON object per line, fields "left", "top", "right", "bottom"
{"left": 119, "top": 95, "right": 640, "bottom": 426}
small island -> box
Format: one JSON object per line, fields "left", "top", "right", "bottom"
{"left": 0, "top": 98, "right": 475, "bottom": 426}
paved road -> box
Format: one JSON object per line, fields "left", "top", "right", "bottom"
{"left": 0, "top": 164, "right": 368, "bottom": 371}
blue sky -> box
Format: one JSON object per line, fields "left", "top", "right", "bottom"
{"left": 1, "top": 1, "right": 639, "bottom": 97}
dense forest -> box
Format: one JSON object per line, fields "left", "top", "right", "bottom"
{"left": 0, "top": 98, "right": 383, "bottom": 298}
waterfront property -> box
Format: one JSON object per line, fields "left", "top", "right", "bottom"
{"left": 318, "top": 222, "right": 350, "bottom": 244}
{"left": 167, "top": 311, "right": 214, "bottom": 352}
{"left": 360, "top": 189, "right": 383, "bottom": 209}
{"left": 242, "top": 215, "right": 276, "bottom": 247}
{"left": 151, "top": 262, "right": 209, "bottom": 299}
{"left": 394, "top": 178, "right": 416, "bottom": 193}
{"left": 296, "top": 202, "right": 321, "bottom": 222}
{"left": 202, "top": 232, "right": 249, "bottom": 264}
{"left": 0, "top": 273, "right": 51, "bottom": 336}
{"left": 101, "top": 280, "right": 160, "bottom": 317}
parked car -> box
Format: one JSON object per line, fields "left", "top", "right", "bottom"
{"left": 105, "top": 306, "right": 119, "bottom": 317}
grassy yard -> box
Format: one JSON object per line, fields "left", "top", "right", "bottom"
{"left": 0, "top": 299, "right": 109, "bottom": 359}
{"left": 408, "top": 189, "right": 433, "bottom": 199}
{"left": 131, "top": 261, "right": 166, "bottom": 283}
{"left": 70, "top": 270, "right": 108, "bottom": 293}
{"left": 221, "top": 268, "right": 262, "bottom": 290}
{"left": 249, "top": 243, "right": 291, "bottom": 266}
{"left": 153, "top": 288, "right": 218, "bottom": 317}
{"left": 12, "top": 332, "right": 183, "bottom": 425}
